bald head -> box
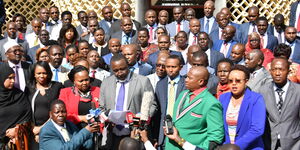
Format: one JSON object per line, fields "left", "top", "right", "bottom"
{"left": 204, "top": 1, "right": 215, "bottom": 18}
{"left": 248, "top": 6, "right": 259, "bottom": 22}
{"left": 250, "top": 49, "right": 264, "bottom": 62}
{"left": 118, "top": 137, "right": 141, "bottom": 150}
{"left": 109, "top": 38, "right": 121, "bottom": 54}
{"left": 186, "top": 66, "right": 209, "bottom": 91}
{"left": 218, "top": 144, "right": 241, "bottom": 150}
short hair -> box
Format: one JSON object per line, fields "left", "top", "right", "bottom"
{"left": 78, "top": 40, "right": 89, "bottom": 46}
{"left": 65, "top": 44, "right": 78, "bottom": 53}
{"left": 138, "top": 27, "right": 149, "bottom": 36}
{"left": 61, "top": 10, "right": 72, "bottom": 19}
{"left": 94, "top": 27, "right": 105, "bottom": 35}
{"left": 77, "top": 11, "right": 86, "bottom": 19}
{"left": 271, "top": 57, "right": 290, "bottom": 71}
{"left": 110, "top": 54, "right": 127, "bottom": 65}
{"left": 49, "top": 5, "right": 59, "bottom": 10}
{"left": 230, "top": 65, "right": 250, "bottom": 80}
{"left": 36, "top": 47, "right": 49, "bottom": 62}
{"left": 256, "top": 16, "right": 268, "bottom": 24}
{"left": 118, "top": 137, "right": 141, "bottom": 150}
{"left": 12, "top": 13, "right": 26, "bottom": 23}
{"left": 50, "top": 99, "right": 65, "bottom": 111}
{"left": 47, "top": 44, "right": 64, "bottom": 56}
{"left": 72, "top": 53, "right": 88, "bottom": 65}
{"left": 29, "top": 61, "right": 53, "bottom": 89}
{"left": 175, "top": 31, "right": 187, "bottom": 40}
{"left": 193, "top": 51, "right": 209, "bottom": 67}
{"left": 167, "top": 54, "right": 183, "bottom": 65}
{"left": 198, "top": 31, "right": 213, "bottom": 48}
{"left": 68, "top": 65, "right": 89, "bottom": 82}
{"left": 273, "top": 43, "right": 291, "bottom": 58}
{"left": 216, "top": 58, "right": 234, "bottom": 72}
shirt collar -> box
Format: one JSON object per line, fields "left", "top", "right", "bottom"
{"left": 8, "top": 61, "right": 21, "bottom": 68}
{"left": 132, "top": 62, "right": 139, "bottom": 69}
{"left": 49, "top": 63, "right": 61, "bottom": 71}
{"left": 274, "top": 80, "right": 290, "bottom": 92}
{"left": 93, "top": 41, "right": 107, "bottom": 48}
{"left": 122, "top": 31, "right": 133, "bottom": 37}
{"left": 116, "top": 70, "right": 132, "bottom": 83}
{"left": 146, "top": 23, "right": 158, "bottom": 28}
{"left": 51, "top": 119, "right": 67, "bottom": 130}
{"left": 191, "top": 86, "right": 207, "bottom": 96}
{"left": 8, "top": 36, "right": 18, "bottom": 42}
{"left": 168, "top": 75, "right": 181, "bottom": 84}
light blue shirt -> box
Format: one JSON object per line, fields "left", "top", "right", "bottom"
{"left": 121, "top": 31, "right": 133, "bottom": 45}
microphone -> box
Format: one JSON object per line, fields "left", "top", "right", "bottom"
{"left": 140, "top": 91, "right": 154, "bottom": 121}
{"left": 164, "top": 115, "right": 174, "bottom": 135}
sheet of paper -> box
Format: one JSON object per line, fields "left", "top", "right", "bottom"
{"left": 108, "top": 110, "right": 129, "bottom": 125}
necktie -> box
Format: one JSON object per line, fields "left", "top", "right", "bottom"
{"left": 116, "top": 82, "right": 125, "bottom": 111}
{"left": 125, "top": 35, "right": 129, "bottom": 45}
{"left": 149, "top": 26, "right": 153, "bottom": 43}
{"left": 54, "top": 69, "right": 59, "bottom": 82}
{"left": 18, "top": 33, "right": 24, "bottom": 40}
{"left": 252, "top": 23, "right": 257, "bottom": 32}
{"left": 278, "top": 31, "right": 282, "bottom": 43}
{"left": 33, "top": 35, "right": 39, "bottom": 47}
{"left": 91, "top": 70, "right": 96, "bottom": 78}
{"left": 177, "top": 22, "right": 181, "bottom": 34}
{"left": 205, "top": 19, "right": 210, "bottom": 33}
{"left": 14, "top": 66, "right": 20, "bottom": 89}
{"left": 167, "top": 80, "right": 175, "bottom": 115}
{"left": 275, "top": 88, "right": 284, "bottom": 114}
{"left": 260, "top": 35, "right": 265, "bottom": 48}
{"left": 297, "top": 15, "right": 300, "bottom": 32}
{"left": 192, "top": 35, "right": 197, "bottom": 45}
{"left": 221, "top": 42, "right": 228, "bottom": 56}
{"left": 61, "top": 127, "right": 70, "bottom": 142}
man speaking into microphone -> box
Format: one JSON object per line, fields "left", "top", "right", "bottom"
{"left": 99, "top": 54, "right": 157, "bottom": 150}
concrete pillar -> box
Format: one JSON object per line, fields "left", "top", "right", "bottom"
{"left": 214, "top": 0, "right": 227, "bottom": 16}
{"left": 135, "top": 0, "right": 150, "bottom": 25}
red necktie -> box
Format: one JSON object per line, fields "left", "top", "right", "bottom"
{"left": 297, "top": 15, "right": 300, "bottom": 32}
{"left": 91, "top": 70, "right": 96, "bottom": 78}
{"left": 177, "top": 23, "right": 181, "bottom": 33}
{"left": 192, "top": 35, "right": 197, "bottom": 45}
{"left": 149, "top": 26, "right": 153, "bottom": 43}
{"left": 18, "top": 33, "right": 24, "bottom": 40}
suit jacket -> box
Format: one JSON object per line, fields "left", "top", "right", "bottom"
{"left": 166, "top": 20, "right": 190, "bottom": 37}
{"left": 259, "top": 81, "right": 300, "bottom": 150}
{"left": 109, "top": 30, "right": 138, "bottom": 45}
{"left": 108, "top": 19, "right": 141, "bottom": 36}
{"left": 75, "top": 24, "right": 87, "bottom": 38}
{"left": 80, "top": 33, "right": 92, "bottom": 43}
{"left": 5, "top": 61, "right": 32, "bottom": 85}
{"left": 212, "top": 40, "right": 238, "bottom": 58}
{"left": 99, "top": 72, "right": 157, "bottom": 116}
{"left": 265, "top": 34, "right": 279, "bottom": 51}
{"left": 27, "top": 44, "right": 40, "bottom": 63}
{"left": 99, "top": 18, "right": 118, "bottom": 35}
{"left": 199, "top": 17, "right": 218, "bottom": 34}
{"left": 247, "top": 67, "right": 273, "bottom": 93}
{"left": 147, "top": 50, "right": 184, "bottom": 69}
{"left": 25, "top": 22, "right": 52, "bottom": 35}
{"left": 165, "top": 89, "right": 224, "bottom": 150}
{"left": 289, "top": 1, "right": 299, "bottom": 27}
{"left": 209, "top": 27, "right": 240, "bottom": 44}
{"left": 39, "top": 120, "right": 93, "bottom": 150}
{"left": 291, "top": 39, "right": 300, "bottom": 64}
{"left": 0, "top": 38, "right": 29, "bottom": 61}
{"left": 155, "top": 76, "right": 186, "bottom": 146}
{"left": 209, "top": 49, "right": 225, "bottom": 70}
{"left": 239, "top": 22, "right": 273, "bottom": 44}
{"left": 137, "top": 62, "right": 153, "bottom": 76}
{"left": 89, "top": 43, "right": 110, "bottom": 56}
{"left": 102, "top": 53, "right": 113, "bottom": 65}
{"left": 220, "top": 88, "right": 266, "bottom": 149}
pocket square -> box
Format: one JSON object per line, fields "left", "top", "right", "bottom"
{"left": 191, "top": 112, "right": 202, "bottom": 118}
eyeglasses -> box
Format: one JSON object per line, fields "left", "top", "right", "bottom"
{"left": 228, "top": 79, "right": 246, "bottom": 84}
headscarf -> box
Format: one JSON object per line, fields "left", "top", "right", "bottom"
{"left": 0, "top": 63, "right": 31, "bottom": 137}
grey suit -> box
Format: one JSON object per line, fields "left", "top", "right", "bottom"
{"left": 259, "top": 81, "right": 300, "bottom": 150}
{"left": 109, "top": 30, "right": 138, "bottom": 45}
{"left": 76, "top": 25, "right": 85, "bottom": 38}
{"left": 247, "top": 67, "right": 272, "bottom": 93}
{"left": 99, "top": 72, "right": 157, "bottom": 116}
{"left": 0, "top": 38, "right": 29, "bottom": 61}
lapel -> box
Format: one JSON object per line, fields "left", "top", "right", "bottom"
{"left": 110, "top": 76, "right": 117, "bottom": 108}
{"left": 280, "top": 82, "right": 294, "bottom": 118}
{"left": 210, "top": 49, "right": 216, "bottom": 66}
{"left": 176, "top": 76, "right": 185, "bottom": 98}
{"left": 236, "top": 88, "right": 251, "bottom": 133}
{"left": 248, "top": 68, "right": 266, "bottom": 88}
{"left": 127, "top": 73, "right": 138, "bottom": 109}
{"left": 160, "top": 77, "right": 169, "bottom": 110}
{"left": 49, "top": 121, "right": 66, "bottom": 142}
{"left": 265, "top": 82, "right": 280, "bottom": 121}
{"left": 221, "top": 93, "right": 231, "bottom": 135}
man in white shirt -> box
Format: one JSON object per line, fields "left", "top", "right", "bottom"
{"left": 76, "top": 11, "right": 88, "bottom": 38}
{"left": 157, "top": 10, "right": 169, "bottom": 28}
{"left": 87, "top": 50, "right": 110, "bottom": 81}
{"left": 48, "top": 45, "right": 69, "bottom": 83}
{"left": 49, "top": 6, "right": 62, "bottom": 40}
{"left": 25, "top": 18, "right": 42, "bottom": 49}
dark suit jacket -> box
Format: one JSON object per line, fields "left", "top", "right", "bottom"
{"left": 39, "top": 120, "right": 93, "bottom": 150}
{"left": 0, "top": 38, "right": 29, "bottom": 61}
{"left": 290, "top": 39, "right": 300, "bottom": 64}
{"left": 137, "top": 61, "right": 153, "bottom": 76}
{"left": 199, "top": 17, "right": 218, "bottom": 34}
{"left": 259, "top": 81, "right": 300, "bottom": 150}
{"left": 289, "top": 1, "right": 299, "bottom": 27}
{"left": 109, "top": 30, "right": 138, "bottom": 45}
{"left": 102, "top": 53, "right": 113, "bottom": 65}
{"left": 75, "top": 24, "right": 87, "bottom": 38}
{"left": 220, "top": 88, "right": 266, "bottom": 149}
{"left": 89, "top": 43, "right": 110, "bottom": 56}
{"left": 155, "top": 76, "right": 186, "bottom": 146}
{"left": 209, "top": 49, "right": 225, "bottom": 70}
{"left": 6, "top": 61, "right": 31, "bottom": 84}
{"left": 209, "top": 26, "right": 239, "bottom": 44}
{"left": 265, "top": 34, "right": 278, "bottom": 51}
{"left": 28, "top": 44, "right": 40, "bottom": 63}
{"left": 212, "top": 40, "right": 238, "bottom": 58}
{"left": 99, "top": 18, "right": 118, "bottom": 35}
{"left": 239, "top": 22, "right": 273, "bottom": 44}
{"left": 147, "top": 50, "right": 184, "bottom": 69}
{"left": 108, "top": 19, "right": 141, "bottom": 36}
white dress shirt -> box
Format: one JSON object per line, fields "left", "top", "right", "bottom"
{"left": 188, "top": 33, "right": 198, "bottom": 45}
{"left": 89, "top": 67, "right": 110, "bottom": 81}
{"left": 261, "top": 34, "right": 268, "bottom": 49}
{"left": 273, "top": 28, "right": 285, "bottom": 43}
{"left": 88, "top": 33, "right": 95, "bottom": 44}
{"left": 51, "top": 119, "right": 69, "bottom": 142}
{"left": 204, "top": 16, "right": 215, "bottom": 34}
{"left": 205, "top": 49, "right": 211, "bottom": 65}
{"left": 81, "top": 24, "right": 88, "bottom": 33}
{"left": 8, "top": 61, "right": 26, "bottom": 91}
{"left": 248, "top": 23, "right": 257, "bottom": 35}
{"left": 7, "top": 37, "right": 18, "bottom": 42}
{"left": 220, "top": 41, "right": 232, "bottom": 57}
{"left": 49, "top": 20, "right": 62, "bottom": 40}
{"left": 286, "top": 41, "right": 296, "bottom": 59}
{"left": 25, "top": 32, "right": 40, "bottom": 49}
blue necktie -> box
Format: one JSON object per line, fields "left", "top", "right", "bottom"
{"left": 205, "top": 19, "right": 210, "bottom": 33}
{"left": 54, "top": 69, "right": 59, "bottom": 81}
{"left": 116, "top": 82, "right": 125, "bottom": 111}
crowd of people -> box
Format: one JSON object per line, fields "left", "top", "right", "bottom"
{"left": 0, "top": 0, "right": 300, "bottom": 150}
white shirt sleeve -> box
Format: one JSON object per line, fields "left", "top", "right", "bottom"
{"left": 144, "top": 141, "right": 157, "bottom": 150}
{"left": 182, "top": 141, "right": 197, "bottom": 150}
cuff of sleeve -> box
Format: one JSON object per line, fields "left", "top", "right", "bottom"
{"left": 144, "top": 140, "right": 155, "bottom": 150}
{"left": 182, "top": 141, "right": 196, "bottom": 150}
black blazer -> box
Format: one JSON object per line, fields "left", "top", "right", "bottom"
{"left": 108, "top": 19, "right": 141, "bottom": 36}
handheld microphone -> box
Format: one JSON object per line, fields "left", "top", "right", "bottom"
{"left": 164, "top": 115, "right": 174, "bottom": 135}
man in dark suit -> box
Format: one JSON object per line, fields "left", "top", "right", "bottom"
{"left": 260, "top": 57, "right": 300, "bottom": 150}
{"left": 28, "top": 29, "right": 51, "bottom": 63}
{"left": 81, "top": 19, "right": 99, "bottom": 44}
{"left": 121, "top": 44, "right": 152, "bottom": 76}
{"left": 144, "top": 9, "right": 157, "bottom": 43}
{"left": 109, "top": 3, "right": 141, "bottom": 35}
{"left": 200, "top": 1, "right": 218, "bottom": 34}
{"left": 239, "top": 6, "right": 259, "bottom": 44}
{"left": 4, "top": 41, "right": 31, "bottom": 92}
{"left": 269, "top": 14, "right": 286, "bottom": 44}
{"left": 0, "top": 21, "right": 29, "bottom": 61}
{"left": 75, "top": 11, "right": 88, "bottom": 38}
{"left": 48, "top": 45, "right": 69, "bottom": 83}
{"left": 198, "top": 32, "right": 224, "bottom": 70}
{"left": 99, "top": 54, "right": 156, "bottom": 150}
{"left": 212, "top": 25, "right": 238, "bottom": 58}
{"left": 256, "top": 17, "right": 278, "bottom": 51}
{"left": 245, "top": 49, "right": 272, "bottom": 92}
{"left": 147, "top": 35, "right": 183, "bottom": 68}
{"left": 284, "top": 26, "right": 300, "bottom": 64}
{"left": 166, "top": 6, "right": 189, "bottom": 38}
{"left": 39, "top": 100, "right": 98, "bottom": 150}
{"left": 289, "top": 0, "right": 300, "bottom": 37}
{"left": 155, "top": 55, "right": 185, "bottom": 148}
{"left": 26, "top": 7, "right": 52, "bottom": 35}
{"left": 220, "top": 7, "right": 240, "bottom": 30}
{"left": 99, "top": 6, "right": 118, "bottom": 38}
{"left": 110, "top": 17, "right": 138, "bottom": 45}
